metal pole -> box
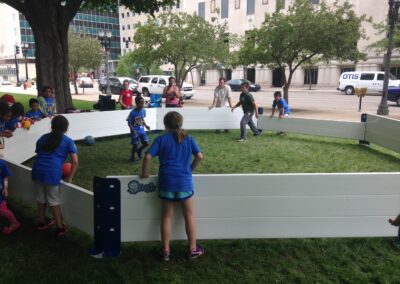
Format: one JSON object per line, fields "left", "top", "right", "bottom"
{"left": 377, "top": 0, "right": 399, "bottom": 115}
{"left": 24, "top": 51, "right": 28, "bottom": 80}
{"left": 106, "top": 49, "right": 111, "bottom": 96}
{"left": 14, "top": 53, "right": 19, "bottom": 85}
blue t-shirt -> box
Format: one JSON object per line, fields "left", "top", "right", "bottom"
{"left": 147, "top": 132, "right": 201, "bottom": 193}
{"left": 32, "top": 134, "right": 77, "bottom": 186}
{"left": 273, "top": 98, "right": 290, "bottom": 115}
{"left": 127, "top": 108, "right": 146, "bottom": 133}
{"left": 5, "top": 117, "right": 20, "bottom": 131}
{"left": 45, "top": 97, "right": 56, "bottom": 116}
{"left": 0, "top": 160, "right": 11, "bottom": 203}
{"left": 26, "top": 110, "right": 43, "bottom": 121}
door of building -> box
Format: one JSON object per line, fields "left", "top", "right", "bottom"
{"left": 246, "top": 68, "right": 256, "bottom": 83}
{"left": 272, "top": 68, "right": 285, "bottom": 87}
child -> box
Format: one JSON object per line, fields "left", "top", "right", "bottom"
{"left": 25, "top": 98, "right": 44, "bottom": 121}
{"left": 140, "top": 111, "right": 204, "bottom": 261}
{"left": 38, "top": 86, "right": 56, "bottom": 116}
{"left": 270, "top": 91, "right": 290, "bottom": 135}
{"left": 127, "top": 96, "right": 150, "bottom": 162}
{"left": 0, "top": 102, "right": 13, "bottom": 145}
{"left": 31, "top": 115, "right": 78, "bottom": 237}
{"left": 0, "top": 159, "right": 21, "bottom": 234}
{"left": 231, "top": 82, "right": 262, "bottom": 142}
{"left": 119, "top": 79, "right": 134, "bottom": 110}
{"left": 270, "top": 91, "right": 290, "bottom": 118}
{"left": 0, "top": 94, "right": 15, "bottom": 107}
{"left": 5, "top": 102, "right": 24, "bottom": 131}
{"left": 163, "top": 77, "right": 182, "bottom": 108}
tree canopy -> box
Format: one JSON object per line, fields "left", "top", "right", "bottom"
{"left": 129, "top": 12, "right": 235, "bottom": 86}
{"left": 238, "top": 0, "right": 367, "bottom": 102}
{"left": 2, "top": 0, "right": 177, "bottom": 112}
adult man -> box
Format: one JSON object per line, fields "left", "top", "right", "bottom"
{"left": 231, "top": 82, "right": 262, "bottom": 142}
{"left": 209, "top": 78, "right": 233, "bottom": 133}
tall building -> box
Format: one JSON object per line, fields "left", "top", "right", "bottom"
{"left": 119, "top": 0, "right": 389, "bottom": 88}
{"left": 0, "top": 4, "right": 121, "bottom": 82}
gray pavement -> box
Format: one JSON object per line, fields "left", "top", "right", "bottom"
{"left": 1, "top": 83, "right": 399, "bottom": 122}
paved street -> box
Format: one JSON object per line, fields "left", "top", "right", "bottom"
{"left": 1, "top": 83, "right": 399, "bottom": 122}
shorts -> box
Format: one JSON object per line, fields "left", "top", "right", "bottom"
{"left": 158, "top": 190, "right": 194, "bottom": 201}
{"left": 35, "top": 181, "right": 60, "bottom": 206}
{"left": 131, "top": 131, "right": 149, "bottom": 145}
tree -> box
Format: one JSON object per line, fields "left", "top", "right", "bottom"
{"left": 368, "top": 21, "right": 400, "bottom": 53}
{"left": 130, "top": 12, "right": 234, "bottom": 87}
{"left": 238, "top": 0, "right": 367, "bottom": 102}
{"left": 2, "top": 0, "right": 176, "bottom": 112}
{"left": 68, "top": 32, "right": 103, "bottom": 94}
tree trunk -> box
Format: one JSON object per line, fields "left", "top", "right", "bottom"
{"left": 73, "top": 72, "right": 79, "bottom": 95}
{"left": 5, "top": 0, "right": 83, "bottom": 113}
{"left": 283, "top": 70, "right": 294, "bottom": 104}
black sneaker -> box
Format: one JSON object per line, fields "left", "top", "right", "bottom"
{"left": 254, "top": 129, "right": 263, "bottom": 136}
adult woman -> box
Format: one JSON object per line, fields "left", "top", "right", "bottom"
{"left": 163, "top": 77, "right": 182, "bottom": 108}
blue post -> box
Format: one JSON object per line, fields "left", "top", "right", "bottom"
{"left": 89, "top": 176, "right": 121, "bottom": 258}
{"left": 359, "top": 113, "right": 370, "bottom": 145}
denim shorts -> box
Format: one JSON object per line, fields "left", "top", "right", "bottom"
{"left": 158, "top": 190, "right": 194, "bottom": 201}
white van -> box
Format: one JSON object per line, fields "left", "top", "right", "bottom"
{"left": 337, "top": 71, "right": 400, "bottom": 95}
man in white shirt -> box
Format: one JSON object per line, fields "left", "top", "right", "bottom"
{"left": 209, "top": 78, "right": 233, "bottom": 133}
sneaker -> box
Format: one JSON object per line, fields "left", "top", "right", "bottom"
{"left": 161, "top": 249, "right": 170, "bottom": 262}
{"left": 237, "top": 139, "right": 247, "bottom": 143}
{"left": 254, "top": 129, "right": 263, "bottom": 136}
{"left": 190, "top": 245, "right": 205, "bottom": 260}
{"left": 55, "top": 225, "right": 67, "bottom": 238}
{"left": 36, "top": 218, "right": 55, "bottom": 231}
{"left": 3, "top": 221, "right": 21, "bottom": 235}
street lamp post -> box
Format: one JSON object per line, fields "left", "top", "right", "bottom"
{"left": 377, "top": 0, "right": 400, "bottom": 115}
{"left": 21, "top": 43, "right": 29, "bottom": 80}
{"left": 14, "top": 44, "right": 20, "bottom": 85}
{"left": 98, "top": 30, "right": 113, "bottom": 96}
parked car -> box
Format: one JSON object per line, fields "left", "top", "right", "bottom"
{"left": 137, "top": 75, "right": 195, "bottom": 99}
{"left": 226, "top": 79, "right": 261, "bottom": 92}
{"left": 337, "top": 71, "right": 400, "bottom": 96}
{"left": 78, "top": 76, "right": 94, "bottom": 88}
{"left": 99, "top": 77, "right": 138, "bottom": 95}
{"left": 388, "top": 87, "right": 400, "bottom": 106}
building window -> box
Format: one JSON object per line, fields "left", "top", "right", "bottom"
{"left": 176, "top": 0, "right": 180, "bottom": 8}
{"left": 211, "top": 0, "right": 216, "bottom": 13}
{"left": 221, "top": 0, "right": 229, "bottom": 19}
{"left": 127, "top": 12, "right": 130, "bottom": 17}
{"left": 122, "top": 37, "right": 126, "bottom": 42}
{"left": 122, "top": 25, "right": 125, "bottom": 30}
{"left": 276, "top": 0, "right": 285, "bottom": 11}
{"left": 127, "top": 24, "right": 130, "bottom": 30}
{"left": 390, "top": 67, "right": 400, "bottom": 79}
{"left": 341, "top": 67, "right": 355, "bottom": 74}
{"left": 247, "top": 0, "right": 255, "bottom": 15}
{"left": 198, "top": 2, "right": 205, "bottom": 19}
{"left": 310, "top": 0, "right": 319, "bottom": 4}
{"left": 262, "top": 0, "right": 268, "bottom": 4}
{"left": 304, "top": 68, "right": 318, "bottom": 85}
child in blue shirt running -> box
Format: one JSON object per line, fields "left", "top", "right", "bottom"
{"left": 127, "top": 96, "right": 150, "bottom": 162}
{"left": 32, "top": 115, "right": 78, "bottom": 237}
{"left": 140, "top": 111, "right": 204, "bottom": 261}
{"left": 25, "top": 98, "right": 44, "bottom": 121}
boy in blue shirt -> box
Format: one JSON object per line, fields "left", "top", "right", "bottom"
{"left": 271, "top": 91, "right": 290, "bottom": 135}
{"left": 25, "top": 98, "right": 44, "bottom": 121}
{"left": 127, "top": 96, "right": 150, "bottom": 162}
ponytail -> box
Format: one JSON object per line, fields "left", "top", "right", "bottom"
{"left": 41, "top": 115, "right": 69, "bottom": 152}
{"left": 163, "top": 111, "right": 187, "bottom": 144}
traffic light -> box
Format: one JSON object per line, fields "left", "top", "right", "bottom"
{"left": 125, "top": 41, "right": 129, "bottom": 48}
{"left": 15, "top": 45, "right": 20, "bottom": 54}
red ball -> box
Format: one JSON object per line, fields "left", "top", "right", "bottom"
{"left": 62, "top": 162, "right": 72, "bottom": 178}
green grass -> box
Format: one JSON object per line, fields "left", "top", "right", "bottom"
{"left": 64, "top": 130, "right": 400, "bottom": 189}
{"left": 0, "top": 92, "right": 96, "bottom": 111}
{"left": 6, "top": 119, "right": 400, "bottom": 283}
